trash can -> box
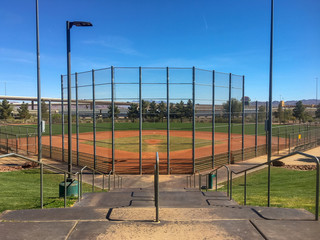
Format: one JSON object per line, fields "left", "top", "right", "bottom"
{"left": 59, "top": 180, "right": 79, "bottom": 197}
{"left": 208, "top": 173, "right": 216, "bottom": 189}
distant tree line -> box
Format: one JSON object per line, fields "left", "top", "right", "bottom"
{"left": 126, "top": 100, "right": 193, "bottom": 123}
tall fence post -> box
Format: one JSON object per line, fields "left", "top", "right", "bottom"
{"left": 92, "top": 69, "right": 96, "bottom": 170}
{"left": 242, "top": 75, "right": 245, "bottom": 161}
{"left": 167, "top": 67, "right": 170, "bottom": 174}
{"left": 27, "top": 128, "right": 29, "bottom": 154}
{"left": 75, "top": 72, "right": 79, "bottom": 166}
{"left": 139, "top": 66, "right": 142, "bottom": 175}
{"left": 61, "top": 75, "right": 65, "bottom": 162}
{"left": 255, "top": 101, "right": 258, "bottom": 157}
{"left": 192, "top": 66, "right": 196, "bottom": 173}
{"left": 49, "top": 100, "right": 52, "bottom": 158}
{"left": 228, "top": 73, "right": 232, "bottom": 164}
{"left": 212, "top": 70, "right": 215, "bottom": 169}
{"left": 111, "top": 66, "right": 115, "bottom": 173}
{"left": 265, "top": 101, "right": 268, "bottom": 154}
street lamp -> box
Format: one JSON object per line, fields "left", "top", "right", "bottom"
{"left": 66, "top": 21, "right": 92, "bottom": 180}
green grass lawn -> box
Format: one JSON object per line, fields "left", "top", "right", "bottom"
{"left": 1, "top": 121, "right": 314, "bottom": 139}
{"left": 0, "top": 169, "right": 102, "bottom": 212}
{"left": 84, "top": 134, "right": 223, "bottom": 152}
{"left": 219, "top": 167, "right": 319, "bottom": 215}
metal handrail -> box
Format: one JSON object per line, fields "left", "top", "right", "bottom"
{"left": 210, "top": 165, "right": 230, "bottom": 196}
{"left": 229, "top": 151, "right": 319, "bottom": 221}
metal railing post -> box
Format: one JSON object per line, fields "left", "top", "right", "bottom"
{"left": 278, "top": 127, "right": 280, "bottom": 154}
{"left": 230, "top": 172, "right": 233, "bottom": 200}
{"left": 77, "top": 173, "right": 80, "bottom": 202}
{"left": 64, "top": 173, "right": 67, "bottom": 208}
{"left": 155, "top": 152, "right": 160, "bottom": 222}
{"left": 244, "top": 171, "right": 247, "bottom": 205}
{"left": 92, "top": 170, "right": 95, "bottom": 192}
{"left": 199, "top": 174, "right": 201, "bottom": 191}
{"left": 215, "top": 170, "right": 218, "bottom": 191}
{"left": 103, "top": 174, "right": 105, "bottom": 191}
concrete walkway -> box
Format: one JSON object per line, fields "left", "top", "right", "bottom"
{"left": 1, "top": 189, "right": 319, "bottom": 239}
{"left": 1, "top": 148, "right": 320, "bottom": 239}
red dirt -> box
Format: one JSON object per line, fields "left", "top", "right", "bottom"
{"left": 12, "top": 130, "right": 286, "bottom": 174}
{"left": 144, "top": 139, "right": 162, "bottom": 145}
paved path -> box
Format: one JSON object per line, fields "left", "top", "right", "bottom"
{"left": 1, "top": 189, "right": 319, "bottom": 239}
{"left": 1, "top": 148, "right": 320, "bottom": 239}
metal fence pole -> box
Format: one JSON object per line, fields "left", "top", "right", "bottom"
{"left": 278, "top": 127, "right": 280, "bottom": 154}
{"left": 111, "top": 66, "right": 115, "bottom": 173}
{"left": 228, "top": 73, "right": 232, "bottom": 164}
{"left": 75, "top": 72, "right": 79, "bottom": 166}
{"left": 139, "top": 66, "right": 142, "bottom": 175}
{"left": 212, "top": 70, "right": 215, "bottom": 169}
{"left": 155, "top": 152, "right": 159, "bottom": 222}
{"left": 49, "top": 100, "right": 52, "bottom": 158}
{"left": 192, "top": 67, "right": 196, "bottom": 173}
{"left": 255, "top": 101, "right": 258, "bottom": 157}
{"left": 61, "top": 75, "right": 65, "bottom": 162}
{"left": 27, "top": 128, "right": 29, "bottom": 154}
{"left": 265, "top": 101, "right": 268, "bottom": 154}
{"left": 242, "top": 75, "right": 245, "bottom": 161}
{"left": 167, "top": 67, "right": 170, "bottom": 174}
{"left": 92, "top": 69, "right": 96, "bottom": 170}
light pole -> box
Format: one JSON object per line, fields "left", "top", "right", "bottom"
{"left": 35, "top": 0, "right": 43, "bottom": 208}
{"left": 66, "top": 21, "right": 92, "bottom": 180}
{"left": 267, "top": 0, "right": 274, "bottom": 207}
{"left": 316, "top": 77, "right": 318, "bottom": 106}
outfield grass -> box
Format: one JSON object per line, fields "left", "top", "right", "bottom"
{"left": 219, "top": 167, "right": 319, "bottom": 215}
{"left": 1, "top": 121, "right": 314, "bottom": 139}
{"left": 84, "top": 134, "right": 223, "bottom": 152}
{"left": 0, "top": 169, "right": 102, "bottom": 212}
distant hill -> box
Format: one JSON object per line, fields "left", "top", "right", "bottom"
{"left": 253, "top": 99, "right": 319, "bottom": 107}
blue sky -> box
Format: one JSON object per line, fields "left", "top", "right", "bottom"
{"left": 0, "top": 0, "right": 319, "bottom": 102}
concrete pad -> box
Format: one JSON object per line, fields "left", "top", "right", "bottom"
{"left": 252, "top": 220, "right": 320, "bottom": 240}
{"left": 74, "top": 192, "right": 132, "bottom": 208}
{"left": 0, "top": 207, "right": 109, "bottom": 221}
{"left": 68, "top": 220, "right": 264, "bottom": 240}
{"left": 251, "top": 206, "right": 315, "bottom": 220}
{"left": 0, "top": 221, "right": 75, "bottom": 240}
{"left": 108, "top": 207, "right": 253, "bottom": 222}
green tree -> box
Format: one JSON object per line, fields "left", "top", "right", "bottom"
{"left": 141, "top": 100, "right": 149, "bottom": 121}
{"left": 17, "top": 102, "right": 31, "bottom": 120}
{"left": 283, "top": 109, "right": 293, "bottom": 123}
{"left": 41, "top": 100, "right": 49, "bottom": 121}
{"left": 258, "top": 105, "right": 266, "bottom": 122}
{"left": 148, "top": 101, "right": 158, "bottom": 120}
{"left": 108, "top": 105, "right": 120, "bottom": 118}
{"left": 0, "top": 99, "right": 13, "bottom": 119}
{"left": 127, "top": 103, "right": 139, "bottom": 122}
{"left": 176, "top": 101, "right": 185, "bottom": 123}
{"left": 169, "top": 103, "right": 176, "bottom": 119}
{"left": 158, "top": 101, "right": 166, "bottom": 122}
{"left": 315, "top": 104, "right": 320, "bottom": 119}
{"left": 293, "top": 101, "right": 305, "bottom": 123}
{"left": 185, "top": 99, "right": 193, "bottom": 121}
{"left": 274, "top": 103, "right": 284, "bottom": 124}
{"left": 223, "top": 98, "right": 242, "bottom": 119}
